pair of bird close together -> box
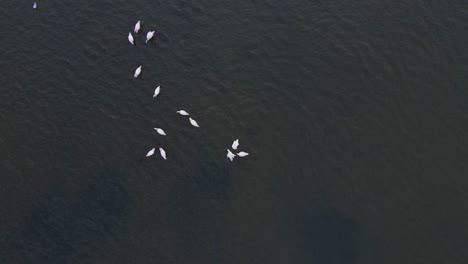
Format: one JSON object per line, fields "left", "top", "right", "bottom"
{"left": 128, "top": 21, "right": 155, "bottom": 45}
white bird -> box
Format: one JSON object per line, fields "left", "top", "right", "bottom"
{"left": 232, "top": 139, "right": 239, "bottom": 150}
{"left": 227, "top": 149, "right": 236, "bottom": 161}
{"left": 153, "top": 85, "right": 161, "bottom": 98}
{"left": 134, "top": 21, "right": 141, "bottom": 33}
{"left": 154, "top": 127, "right": 166, "bottom": 136}
{"left": 176, "top": 110, "right": 189, "bottom": 116}
{"left": 237, "top": 151, "right": 249, "bottom": 157}
{"left": 146, "top": 31, "right": 155, "bottom": 43}
{"left": 128, "top": 32, "right": 134, "bottom": 45}
{"left": 146, "top": 148, "right": 155, "bottom": 157}
{"left": 159, "top": 147, "right": 167, "bottom": 160}
{"left": 189, "top": 117, "right": 200, "bottom": 128}
{"left": 134, "top": 65, "right": 142, "bottom": 78}
{"left": 33, "top": 2, "right": 37, "bottom": 9}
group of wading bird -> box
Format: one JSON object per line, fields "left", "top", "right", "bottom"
{"left": 127, "top": 21, "right": 249, "bottom": 162}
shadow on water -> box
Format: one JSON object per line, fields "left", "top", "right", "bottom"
{"left": 296, "top": 207, "right": 362, "bottom": 264}
{"left": 0, "top": 170, "right": 129, "bottom": 264}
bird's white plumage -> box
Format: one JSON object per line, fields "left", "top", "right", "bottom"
{"left": 159, "top": 147, "right": 167, "bottom": 160}
{"left": 232, "top": 139, "right": 239, "bottom": 150}
{"left": 134, "top": 65, "right": 142, "bottom": 78}
{"left": 128, "top": 32, "right": 134, "bottom": 45}
{"left": 189, "top": 117, "right": 199, "bottom": 128}
{"left": 146, "top": 148, "right": 155, "bottom": 157}
{"left": 146, "top": 31, "right": 155, "bottom": 43}
{"left": 176, "top": 110, "right": 189, "bottom": 116}
{"left": 237, "top": 151, "right": 249, "bottom": 157}
{"left": 154, "top": 128, "right": 166, "bottom": 136}
{"left": 153, "top": 86, "right": 161, "bottom": 98}
{"left": 33, "top": 2, "right": 37, "bottom": 9}
{"left": 227, "top": 149, "right": 236, "bottom": 161}
{"left": 134, "top": 21, "right": 141, "bottom": 33}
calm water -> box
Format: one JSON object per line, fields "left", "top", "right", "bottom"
{"left": 1, "top": 0, "right": 468, "bottom": 263}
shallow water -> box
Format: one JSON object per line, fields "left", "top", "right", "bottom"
{"left": 1, "top": 0, "right": 468, "bottom": 263}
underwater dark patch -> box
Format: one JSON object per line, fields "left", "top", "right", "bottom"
{"left": 296, "top": 207, "right": 361, "bottom": 264}
{"left": 0, "top": 170, "right": 129, "bottom": 264}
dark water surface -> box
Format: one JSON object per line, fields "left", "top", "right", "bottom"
{"left": 1, "top": 0, "right": 468, "bottom": 263}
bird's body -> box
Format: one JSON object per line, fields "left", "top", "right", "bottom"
{"left": 134, "top": 21, "right": 141, "bottom": 33}
{"left": 232, "top": 139, "right": 239, "bottom": 150}
{"left": 33, "top": 2, "right": 37, "bottom": 8}
{"left": 153, "top": 86, "right": 161, "bottom": 98}
{"left": 146, "top": 148, "right": 155, "bottom": 157}
{"left": 176, "top": 110, "right": 189, "bottom": 116}
{"left": 159, "top": 147, "right": 167, "bottom": 160}
{"left": 227, "top": 149, "right": 236, "bottom": 161}
{"left": 146, "top": 31, "right": 155, "bottom": 43}
{"left": 128, "top": 32, "right": 134, "bottom": 45}
{"left": 189, "top": 117, "right": 200, "bottom": 128}
{"left": 134, "top": 65, "right": 142, "bottom": 78}
{"left": 154, "top": 128, "right": 166, "bottom": 136}
{"left": 237, "top": 151, "right": 249, "bottom": 157}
